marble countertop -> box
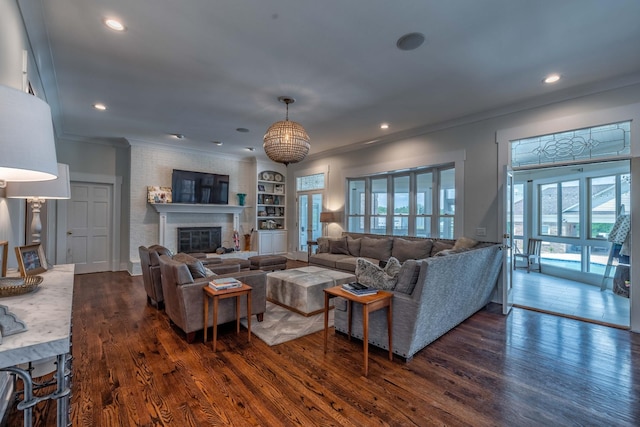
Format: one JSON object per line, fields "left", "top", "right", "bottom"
{"left": 0, "top": 264, "right": 75, "bottom": 368}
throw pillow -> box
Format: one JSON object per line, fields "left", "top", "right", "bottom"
{"left": 430, "top": 241, "right": 454, "bottom": 256}
{"left": 317, "top": 237, "right": 330, "bottom": 253}
{"left": 453, "top": 236, "right": 478, "bottom": 250}
{"left": 347, "top": 236, "right": 362, "bottom": 256}
{"left": 395, "top": 260, "right": 422, "bottom": 294}
{"left": 172, "top": 252, "right": 208, "bottom": 278}
{"left": 391, "top": 238, "right": 433, "bottom": 262}
{"left": 355, "top": 257, "right": 402, "bottom": 291}
{"left": 329, "top": 237, "right": 350, "bottom": 255}
{"left": 360, "top": 237, "right": 393, "bottom": 260}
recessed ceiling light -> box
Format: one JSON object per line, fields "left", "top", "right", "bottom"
{"left": 380, "top": 123, "right": 389, "bottom": 130}
{"left": 236, "top": 128, "right": 250, "bottom": 133}
{"left": 171, "top": 133, "right": 184, "bottom": 139}
{"left": 396, "top": 32, "right": 426, "bottom": 51}
{"left": 246, "top": 147, "right": 255, "bottom": 151}
{"left": 104, "top": 18, "right": 126, "bottom": 32}
{"left": 213, "top": 141, "right": 223, "bottom": 146}
{"left": 93, "top": 103, "right": 107, "bottom": 110}
{"left": 544, "top": 74, "right": 561, "bottom": 84}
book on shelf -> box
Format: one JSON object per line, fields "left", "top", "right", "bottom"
{"left": 342, "top": 282, "right": 378, "bottom": 296}
{"left": 209, "top": 277, "right": 242, "bottom": 290}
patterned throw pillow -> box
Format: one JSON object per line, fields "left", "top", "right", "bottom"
{"left": 355, "top": 257, "right": 402, "bottom": 291}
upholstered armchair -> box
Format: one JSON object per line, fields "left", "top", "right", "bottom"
{"left": 158, "top": 254, "right": 266, "bottom": 343}
{"left": 139, "top": 245, "right": 173, "bottom": 309}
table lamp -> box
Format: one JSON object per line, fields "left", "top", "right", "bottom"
{"left": 0, "top": 85, "right": 58, "bottom": 187}
{"left": 6, "top": 163, "right": 71, "bottom": 243}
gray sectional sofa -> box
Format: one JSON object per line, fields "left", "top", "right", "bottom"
{"left": 315, "top": 233, "right": 503, "bottom": 360}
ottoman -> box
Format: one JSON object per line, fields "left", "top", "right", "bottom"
{"left": 249, "top": 255, "right": 287, "bottom": 271}
{"left": 267, "top": 266, "right": 356, "bottom": 316}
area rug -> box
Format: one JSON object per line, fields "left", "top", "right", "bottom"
{"left": 241, "top": 302, "right": 333, "bottom": 346}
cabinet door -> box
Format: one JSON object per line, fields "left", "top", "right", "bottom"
{"left": 273, "top": 231, "right": 287, "bottom": 254}
{"left": 258, "top": 232, "right": 274, "bottom": 254}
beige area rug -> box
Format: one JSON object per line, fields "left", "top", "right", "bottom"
{"left": 241, "top": 301, "right": 334, "bottom": 346}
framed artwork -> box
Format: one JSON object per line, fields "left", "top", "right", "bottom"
{"left": 258, "top": 184, "right": 266, "bottom": 192}
{"left": 0, "top": 241, "right": 7, "bottom": 277}
{"left": 147, "top": 186, "right": 172, "bottom": 203}
{"left": 274, "top": 184, "right": 284, "bottom": 195}
{"left": 15, "top": 244, "right": 47, "bottom": 277}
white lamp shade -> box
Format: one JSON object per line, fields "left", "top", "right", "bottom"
{"left": 0, "top": 85, "right": 58, "bottom": 182}
{"left": 6, "top": 163, "right": 70, "bottom": 199}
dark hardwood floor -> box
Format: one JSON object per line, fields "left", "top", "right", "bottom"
{"left": 8, "top": 261, "right": 640, "bottom": 426}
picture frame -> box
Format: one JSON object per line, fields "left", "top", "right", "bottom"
{"left": 15, "top": 244, "right": 47, "bottom": 277}
{"left": 0, "top": 241, "right": 8, "bottom": 277}
{"left": 147, "top": 186, "right": 172, "bottom": 203}
{"left": 258, "top": 184, "right": 266, "bottom": 192}
{"left": 274, "top": 184, "right": 284, "bottom": 195}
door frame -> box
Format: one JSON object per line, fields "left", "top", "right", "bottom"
{"left": 56, "top": 172, "right": 122, "bottom": 271}
{"left": 496, "top": 102, "right": 640, "bottom": 332}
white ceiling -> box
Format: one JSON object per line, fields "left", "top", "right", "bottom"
{"left": 18, "top": 0, "right": 640, "bottom": 161}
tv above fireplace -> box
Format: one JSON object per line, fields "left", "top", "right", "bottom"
{"left": 171, "top": 169, "right": 229, "bottom": 204}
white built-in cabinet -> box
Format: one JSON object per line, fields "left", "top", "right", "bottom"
{"left": 255, "top": 170, "right": 287, "bottom": 254}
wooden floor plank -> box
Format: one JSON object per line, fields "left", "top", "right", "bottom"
{"left": 6, "top": 264, "right": 640, "bottom": 426}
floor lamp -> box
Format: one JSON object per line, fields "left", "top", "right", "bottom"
{"left": 6, "top": 163, "right": 71, "bottom": 243}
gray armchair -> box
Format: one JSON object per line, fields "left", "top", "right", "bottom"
{"left": 139, "top": 245, "right": 173, "bottom": 309}
{"left": 158, "top": 254, "right": 267, "bottom": 343}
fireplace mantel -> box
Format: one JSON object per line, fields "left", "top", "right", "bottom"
{"left": 150, "top": 203, "right": 245, "bottom": 215}
{"left": 150, "top": 203, "right": 247, "bottom": 247}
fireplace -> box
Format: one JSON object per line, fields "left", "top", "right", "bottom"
{"left": 178, "top": 227, "right": 222, "bottom": 253}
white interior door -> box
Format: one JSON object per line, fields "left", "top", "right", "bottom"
{"left": 67, "top": 182, "right": 112, "bottom": 274}
{"left": 502, "top": 167, "right": 514, "bottom": 314}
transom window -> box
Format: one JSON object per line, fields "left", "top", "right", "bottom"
{"left": 346, "top": 165, "right": 455, "bottom": 238}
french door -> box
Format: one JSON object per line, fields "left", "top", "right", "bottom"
{"left": 298, "top": 191, "right": 323, "bottom": 259}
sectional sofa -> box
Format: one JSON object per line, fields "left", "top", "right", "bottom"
{"left": 313, "top": 233, "right": 503, "bottom": 360}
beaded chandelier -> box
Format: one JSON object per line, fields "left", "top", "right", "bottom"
{"left": 263, "top": 97, "right": 310, "bottom": 166}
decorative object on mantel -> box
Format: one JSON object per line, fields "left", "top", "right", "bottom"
{"left": 0, "top": 275, "right": 43, "bottom": 297}
{"left": 237, "top": 193, "right": 247, "bottom": 206}
{"left": 0, "top": 304, "right": 28, "bottom": 337}
{"left": 15, "top": 244, "right": 48, "bottom": 277}
{"left": 5, "top": 163, "right": 71, "bottom": 243}
{"left": 263, "top": 96, "right": 310, "bottom": 166}
{"left": 147, "top": 186, "right": 172, "bottom": 203}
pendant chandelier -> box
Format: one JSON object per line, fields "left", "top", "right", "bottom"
{"left": 263, "top": 96, "right": 310, "bottom": 166}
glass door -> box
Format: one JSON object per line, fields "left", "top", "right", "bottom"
{"left": 298, "top": 192, "right": 323, "bottom": 258}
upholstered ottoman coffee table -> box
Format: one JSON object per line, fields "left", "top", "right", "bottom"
{"left": 267, "top": 266, "right": 355, "bottom": 316}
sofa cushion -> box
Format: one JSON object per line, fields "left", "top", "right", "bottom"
{"left": 329, "top": 237, "right": 350, "bottom": 255}
{"left": 392, "top": 238, "right": 433, "bottom": 262}
{"left": 347, "top": 236, "right": 362, "bottom": 256}
{"left": 335, "top": 256, "right": 376, "bottom": 273}
{"left": 355, "top": 257, "right": 401, "bottom": 290}
{"left": 395, "top": 260, "right": 422, "bottom": 294}
{"left": 317, "top": 237, "right": 330, "bottom": 253}
{"left": 453, "top": 236, "right": 478, "bottom": 250}
{"left": 172, "top": 252, "right": 211, "bottom": 278}
{"left": 431, "top": 240, "right": 454, "bottom": 256}
{"left": 308, "top": 253, "right": 343, "bottom": 268}
{"left": 360, "top": 237, "right": 393, "bottom": 260}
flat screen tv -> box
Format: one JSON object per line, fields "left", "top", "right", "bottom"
{"left": 171, "top": 169, "right": 229, "bottom": 204}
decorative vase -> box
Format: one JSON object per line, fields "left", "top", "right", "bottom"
{"left": 237, "top": 193, "right": 246, "bottom": 206}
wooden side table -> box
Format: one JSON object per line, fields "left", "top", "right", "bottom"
{"left": 203, "top": 283, "right": 252, "bottom": 351}
{"left": 323, "top": 286, "right": 393, "bottom": 376}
